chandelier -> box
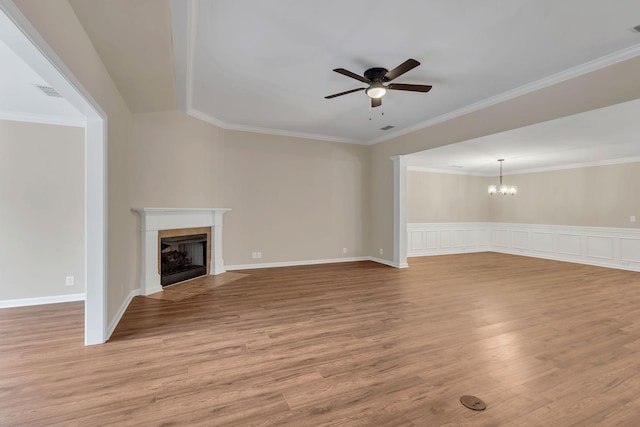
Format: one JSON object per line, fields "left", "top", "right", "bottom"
{"left": 488, "top": 159, "right": 517, "bottom": 196}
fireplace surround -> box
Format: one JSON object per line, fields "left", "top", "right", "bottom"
{"left": 133, "top": 208, "right": 230, "bottom": 295}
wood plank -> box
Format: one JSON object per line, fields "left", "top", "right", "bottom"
{"left": 1, "top": 253, "right": 640, "bottom": 425}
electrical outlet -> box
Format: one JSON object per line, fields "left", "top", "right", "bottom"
{"left": 256, "top": 252, "right": 262, "bottom": 258}
{"left": 252, "top": 251, "right": 262, "bottom": 259}
{"left": 65, "top": 276, "right": 74, "bottom": 287}
{"left": 631, "top": 216, "right": 636, "bottom": 223}
{"left": 379, "top": 248, "right": 383, "bottom": 255}
{"left": 342, "top": 247, "right": 347, "bottom": 254}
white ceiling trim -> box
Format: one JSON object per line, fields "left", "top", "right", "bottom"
{"left": 0, "top": 109, "right": 85, "bottom": 127}
{"left": 370, "top": 43, "right": 640, "bottom": 145}
{"left": 407, "top": 165, "right": 488, "bottom": 177}
{"left": 503, "top": 155, "right": 640, "bottom": 176}
{"left": 408, "top": 156, "right": 640, "bottom": 177}
{"left": 188, "top": 107, "right": 361, "bottom": 144}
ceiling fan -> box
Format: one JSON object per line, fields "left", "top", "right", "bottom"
{"left": 325, "top": 58, "right": 432, "bottom": 108}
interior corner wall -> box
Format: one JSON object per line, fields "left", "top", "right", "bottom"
{"left": 221, "top": 130, "right": 370, "bottom": 266}
{"left": 489, "top": 162, "right": 640, "bottom": 228}
{"left": 0, "top": 119, "right": 84, "bottom": 300}
{"left": 15, "top": 0, "right": 136, "bottom": 322}
{"left": 407, "top": 170, "right": 490, "bottom": 223}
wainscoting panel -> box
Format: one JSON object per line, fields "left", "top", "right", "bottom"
{"left": 586, "top": 235, "right": 614, "bottom": 260}
{"left": 408, "top": 222, "right": 640, "bottom": 272}
{"left": 531, "top": 232, "right": 554, "bottom": 253}
{"left": 512, "top": 231, "right": 529, "bottom": 250}
{"left": 407, "top": 223, "right": 491, "bottom": 256}
{"left": 557, "top": 233, "right": 581, "bottom": 256}
{"left": 620, "top": 238, "right": 640, "bottom": 263}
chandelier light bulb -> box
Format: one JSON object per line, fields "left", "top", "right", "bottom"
{"left": 488, "top": 159, "right": 517, "bottom": 196}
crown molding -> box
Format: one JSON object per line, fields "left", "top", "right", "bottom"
{"left": 407, "top": 165, "right": 490, "bottom": 176}
{"left": 408, "top": 156, "right": 640, "bottom": 177}
{"left": 187, "top": 107, "right": 364, "bottom": 144}
{"left": 0, "top": 109, "right": 85, "bottom": 127}
{"left": 368, "top": 43, "right": 640, "bottom": 145}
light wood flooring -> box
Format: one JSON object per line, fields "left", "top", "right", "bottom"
{"left": 2, "top": 253, "right": 640, "bottom": 426}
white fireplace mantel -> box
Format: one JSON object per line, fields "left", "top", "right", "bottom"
{"left": 132, "top": 208, "right": 231, "bottom": 295}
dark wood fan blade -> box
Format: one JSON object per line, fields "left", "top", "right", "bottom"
{"left": 387, "top": 83, "right": 432, "bottom": 92}
{"left": 325, "top": 87, "right": 365, "bottom": 99}
{"left": 371, "top": 97, "right": 382, "bottom": 108}
{"left": 333, "top": 68, "right": 371, "bottom": 84}
{"left": 384, "top": 59, "right": 420, "bottom": 81}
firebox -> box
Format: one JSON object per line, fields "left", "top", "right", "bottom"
{"left": 160, "top": 233, "right": 207, "bottom": 286}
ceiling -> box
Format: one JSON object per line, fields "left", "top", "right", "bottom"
{"left": 60, "top": 0, "right": 640, "bottom": 164}
{"left": 407, "top": 97, "right": 640, "bottom": 175}
{"left": 168, "top": 0, "right": 640, "bottom": 144}
{"left": 0, "top": 10, "right": 84, "bottom": 126}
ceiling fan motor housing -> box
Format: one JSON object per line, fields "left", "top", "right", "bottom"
{"left": 364, "top": 67, "right": 389, "bottom": 82}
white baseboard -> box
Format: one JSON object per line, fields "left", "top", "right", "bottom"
{"left": 106, "top": 288, "right": 141, "bottom": 340}
{"left": 0, "top": 293, "right": 85, "bottom": 309}
{"left": 226, "top": 256, "right": 370, "bottom": 271}
{"left": 226, "top": 256, "right": 411, "bottom": 271}
{"left": 490, "top": 248, "right": 640, "bottom": 272}
{"left": 369, "top": 256, "right": 408, "bottom": 268}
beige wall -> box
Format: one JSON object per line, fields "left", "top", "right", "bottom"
{"left": 130, "top": 112, "right": 370, "bottom": 266}
{"left": 407, "top": 162, "right": 640, "bottom": 229}
{"left": 131, "top": 111, "right": 224, "bottom": 208}
{"left": 222, "top": 130, "right": 369, "bottom": 265}
{"left": 407, "top": 170, "right": 490, "bottom": 223}
{"left": 0, "top": 120, "right": 84, "bottom": 300}
{"left": 489, "top": 162, "right": 640, "bottom": 228}
{"left": 16, "top": 0, "right": 135, "bottom": 321}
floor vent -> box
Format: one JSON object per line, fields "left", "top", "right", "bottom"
{"left": 35, "top": 84, "right": 62, "bottom": 98}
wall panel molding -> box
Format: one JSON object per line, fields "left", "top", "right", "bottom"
{"left": 408, "top": 222, "right": 640, "bottom": 272}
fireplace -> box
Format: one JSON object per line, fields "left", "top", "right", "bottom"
{"left": 160, "top": 231, "right": 208, "bottom": 286}
{"left": 133, "top": 208, "right": 230, "bottom": 295}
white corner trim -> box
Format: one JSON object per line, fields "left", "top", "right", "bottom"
{"left": 369, "top": 43, "right": 640, "bottom": 145}
{"left": 106, "top": 289, "right": 141, "bottom": 340}
{"left": 0, "top": 293, "right": 85, "bottom": 309}
{"left": 391, "top": 155, "right": 408, "bottom": 269}
{"left": 0, "top": 110, "right": 86, "bottom": 127}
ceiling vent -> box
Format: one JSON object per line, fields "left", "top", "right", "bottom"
{"left": 35, "top": 84, "right": 62, "bottom": 98}
{"left": 380, "top": 125, "right": 395, "bottom": 131}
{"left": 631, "top": 24, "right": 640, "bottom": 33}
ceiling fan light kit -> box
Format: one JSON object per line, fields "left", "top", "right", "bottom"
{"left": 488, "top": 159, "right": 517, "bottom": 196}
{"left": 325, "top": 59, "right": 432, "bottom": 109}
